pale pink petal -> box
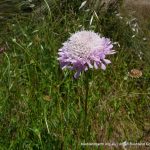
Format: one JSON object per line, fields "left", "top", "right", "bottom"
{"left": 103, "top": 59, "right": 111, "bottom": 64}
{"left": 101, "top": 63, "right": 106, "bottom": 70}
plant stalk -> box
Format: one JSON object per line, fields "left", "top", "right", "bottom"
{"left": 84, "top": 71, "right": 90, "bottom": 140}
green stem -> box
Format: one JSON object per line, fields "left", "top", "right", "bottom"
{"left": 84, "top": 71, "right": 89, "bottom": 140}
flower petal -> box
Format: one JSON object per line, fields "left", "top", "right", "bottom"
{"left": 101, "top": 63, "right": 106, "bottom": 70}
{"left": 74, "top": 70, "right": 81, "bottom": 78}
{"left": 103, "top": 59, "right": 111, "bottom": 64}
{"left": 94, "top": 62, "right": 99, "bottom": 69}
{"left": 87, "top": 61, "right": 93, "bottom": 68}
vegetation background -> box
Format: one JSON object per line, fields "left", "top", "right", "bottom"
{"left": 0, "top": 0, "right": 149, "bottom": 149}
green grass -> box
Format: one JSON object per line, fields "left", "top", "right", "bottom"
{"left": 0, "top": 1, "right": 150, "bottom": 149}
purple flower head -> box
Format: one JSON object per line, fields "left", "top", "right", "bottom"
{"left": 58, "top": 30, "right": 116, "bottom": 78}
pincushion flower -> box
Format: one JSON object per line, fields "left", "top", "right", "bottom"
{"left": 58, "top": 30, "right": 115, "bottom": 78}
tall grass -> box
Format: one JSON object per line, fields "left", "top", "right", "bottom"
{"left": 0, "top": 0, "right": 149, "bottom": 149}
{"left": 122, "top": 0, "right": 150, "bottom": 66}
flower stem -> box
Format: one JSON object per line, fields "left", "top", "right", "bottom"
{"left": 84, "top": 71, "right": 89, "bottom": 140}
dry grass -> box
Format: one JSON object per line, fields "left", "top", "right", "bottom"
{"left": 124, "top": 0, "right": 150, "bottom": 20}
